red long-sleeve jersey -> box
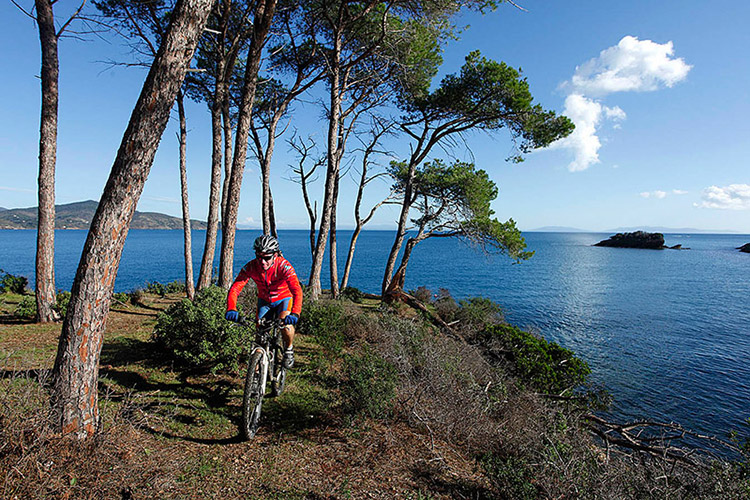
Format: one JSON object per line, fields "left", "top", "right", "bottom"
{"left": 226, "top": 255, "right": 303, "bottom": 315}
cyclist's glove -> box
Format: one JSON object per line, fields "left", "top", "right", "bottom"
{"left": 225, "top": 310, "right": 239, "bottom": 322}
{"left": 284, "top": 313, "right": 299, "bottom": 326}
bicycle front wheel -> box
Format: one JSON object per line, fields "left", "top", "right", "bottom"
{"left": 241, "top": 351, "right": 265, "bottom": 439}
{"left": 270, "top": 344, "right": 287, "bottom": 397}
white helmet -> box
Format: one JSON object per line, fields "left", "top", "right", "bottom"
{"left": 253, "top": 235, "right": 279, "bottom": 254}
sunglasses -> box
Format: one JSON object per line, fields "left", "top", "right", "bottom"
{"left": 256, "top": 253, "right": 275, "bottom": 262}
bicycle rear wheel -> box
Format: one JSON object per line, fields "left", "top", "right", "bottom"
{"left": 241, "top": 351, "right": 265, "bottom": 439}
{"left": 270, "top": 344, "right": 287, "bottom": 396}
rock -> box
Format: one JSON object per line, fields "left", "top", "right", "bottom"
{"left": 738, "top": 243, "right": 750, "bottom": 253}
{"left": 669, "top": 244, "right": 682, "bottom": 250}
{"left": 594, "top": 231, "right": 666, "bottom": 249}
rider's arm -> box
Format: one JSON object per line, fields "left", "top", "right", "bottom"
{"left": 280, "top": 262, "right": 303, "bottom": 315}
{"left": 227, "top": 264, "right": 252, "bottom": 312}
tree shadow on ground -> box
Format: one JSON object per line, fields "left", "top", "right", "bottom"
{"left": 98, "top": 337, "right": 330, "bottom": 445}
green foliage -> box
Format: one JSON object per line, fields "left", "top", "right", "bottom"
{"left": 145, "top": 281, "right": 166, "bottom": 296}
{"left": 482, "top": 324, "right": 590, "bottom": 394}
{"left": 152, "top": 286, "right": 250, "bottom": 373}
{"left": 391, "top": 158, "right": 533, "bottom": 262}
{"left": 342, "top": 344, "right": 397, "bottom": 420}
{"left": 112, "top": 292, "right": 130, "bottom": 305}
{"left": 456, "top": 296, "right": 504, "bottom": 328}
{"left": 405, "top": 50, "right": 574, "bottom": 154}
{"left": 165, "top": 281, "right": 186, "bottom": 294}
{"left": 0, "top": 270, "right": 28, "bottom": 295}
{"left": 479, "top": 453, "right": 538, "bottom": 500}
{"left": 54, "top": 291, "right": 71, "bottom": 317}
{"left": 340, "top": 286, "right": 364, "bottom": 304}
{"left": 300, "top": 301, "right": 347, "bottom": 363}
{"left": 14, "top": 296, "right": 36, "bottom": 320}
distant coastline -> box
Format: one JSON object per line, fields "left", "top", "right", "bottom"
{"left": 0, "top": 200, "right": 207, "bottom": 230}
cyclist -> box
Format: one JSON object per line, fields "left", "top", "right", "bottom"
{"left": 225, "top": 235, "right": 302, "bottom": 369}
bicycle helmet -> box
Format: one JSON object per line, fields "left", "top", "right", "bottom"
{"left": 253, "top": 234, "right": 280, "bottom": 254}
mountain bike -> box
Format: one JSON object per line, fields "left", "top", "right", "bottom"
{"left": 239, "top": 316, "right": 288, "bottom": 439}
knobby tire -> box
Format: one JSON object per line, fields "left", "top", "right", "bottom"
{"left": 242, "top": 350, "right": 265, "bottom": 440}
{"left": 271, "top": 343, "right": 287, "bottom": 396}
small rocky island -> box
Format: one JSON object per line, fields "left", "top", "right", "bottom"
{"left": 738, "top": 243, "right": 750, "bottom": 253}
{"left": 594, "top": 231, "right": 686, "bottom": 250}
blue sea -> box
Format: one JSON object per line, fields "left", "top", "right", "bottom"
{"left": 1, "top": 229, "right": 749, "bottom": 444}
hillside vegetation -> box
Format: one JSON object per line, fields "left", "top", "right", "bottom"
{"left": 0, "top": 201, "right": 207, "bottom": 230}
{"left": 0, "top": 285, "right": 748, "bottom": 499}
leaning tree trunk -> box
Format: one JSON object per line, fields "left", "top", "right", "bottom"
{"left": 196, "top": 69, "right": 226, "bottom": 290}
{"left": 177, "top": 90, "right": 195, "bottom": 300}
{"left": 51, "top": 0, "right": 214, "bottom": 439}
{"left": 341, "top": 223, "right": 361, "bottom": 291}
{"left": 34, "top": 0, "right": 58, "bottom": 323}
{"left": 218, "top": 0, "right": 277, "bottom": 289}
{"left": 382, "top": 162, "right": 418, "bottom": 295}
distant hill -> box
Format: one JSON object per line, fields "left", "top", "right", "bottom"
{"left": 0, "top": 200, "right": 207, "bottom": 230}
{"left": 528, "top": 226, "right": 589, "bottom": 233}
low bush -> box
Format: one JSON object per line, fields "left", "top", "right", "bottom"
{"left": 0, "top": 270, "right": 28, "bottom": 294}
{"left": 129, "top": 288, "right": 145, "bottom": 306}
{"left": 112, "top": 292, "right": 130, "bottom": 305}
{"left": 54, "top": 291, "right": 71, "bottom": 317}
{"left": 300, "top": 301, "right": 346, "bottom": 364}
{"left": 479, "top": 453, "right": 537, "bottom": 500}
{"left": 456, "top": 296, "right": 504, "bottom": 329}
{"left": 342, "top": 344, "right": 397, "bottom": 420}
{"left": 165, "top": 281, "right": 186, "bottom": 294}
{"left": 152, "top": 286, "right": 250, "bottom": 373}
{"left": 14, "top": 296, "right": 36, "bottom": 320}
{"left": 340, "top": 286, "right": 364, "bottom": 303}
{"left": 145, "top": 281, "right": 166, "bottom": 296}
{"left": 481, "top": 323, "right": 590, "bottom": 394}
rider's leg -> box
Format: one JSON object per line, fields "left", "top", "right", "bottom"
{"left": 278, "top": 311, "right": 295, "bottom": 349}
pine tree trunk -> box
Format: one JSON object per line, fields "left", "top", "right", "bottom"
{"left": 329, "top": 174, "right": 340, "bottom": 298}
{"left": 382, "top": 164, "right": 417, "bottom": 294}
{"left": 220, "top": 94, "right": 233, "bottom": 224}
{"left": 219, "top": 0, "right": 277, "bottom": 289}
{"left": 177, "top": 90, "right": 195, "bottom": 300}
{"left": 341, "top": 223, "right": 361, "bottom": 291}
{"left": 196, "top": 70, "right": 226, "bottom": 291}
{"left": 308, "top": 37, "right": 342, "bottom": 299}
{"left": 34, "top": 0, "right": 58, "bottom": 323}
{"left": 50, "top": 0, "right": 214, "bottom": 439}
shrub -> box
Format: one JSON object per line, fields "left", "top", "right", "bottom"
{"left": 342, "top": 344, "right": 397, "bottom": 420}
{"left": 129, "top": 289, "right": 144, "bottom": 306}
{"left": 456, "top": 297, "right": 504, "bottom": 329}
{"left": 112, "top": 292, "right": 130, "bottom": 305}
{"left": 411, "top": 286, "right": 433, "bottom": 303}
{"left": 152, "top": 286, "right": 251, "bottom": 373}
{"left": 145, "top": 281, "right": 166, "bottom": 296}
{"left": 165, "top": 281, "right": 186, "bottom": 294}
{"left": 54, "top": 291, "right": 71, "bottom": 317}
{"left": 480, "top": 453, "right": 538, "bottom": 500}
{"left": 340, "top": 286, "right": 364, "bottom": 304}
{"left": 482, "top": 324, "right": 590, "bottom": 394}
{"left": 300, "top": 301, "right": 346, "bottom": 362}
{"left": 14, "top": 296, "right": 36, "bottom": 320}
{"left": 0, "top": 270, "right": 28, "bottom": 295}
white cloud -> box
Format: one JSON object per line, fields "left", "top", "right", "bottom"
{"left": 568, "top": 36, "right": 692, "bottom": 98}
{"left": 553, "top": 36, "right": 691, "bottom": 172}
{"left": 640, "top": 190, "right": 667, "bottom": 199}
{"left": 672, "top": 189, "right": 688, "bottom": 195}
{"left": 694, "top": 184, "right": 750, "bottom": 210}
{"left": 549, "top": 94, "right": 625, "bottom": 171}
{"left": 0, "top": 186, "right": 34, "bottom": 193}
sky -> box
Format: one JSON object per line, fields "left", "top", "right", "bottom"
{"left": 1, "top": 0, "right": 749, "bottom": 233}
